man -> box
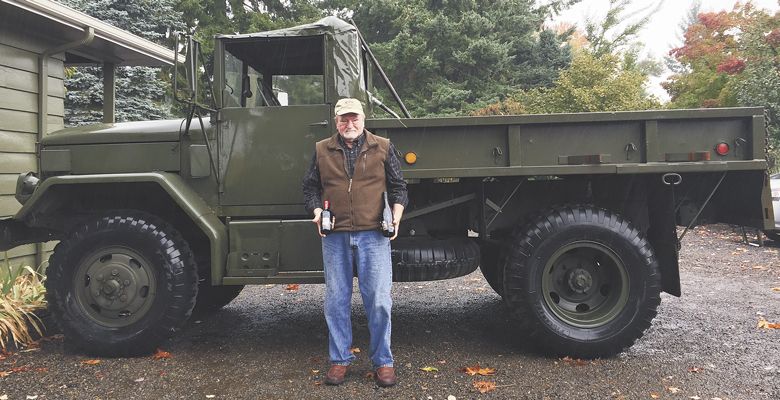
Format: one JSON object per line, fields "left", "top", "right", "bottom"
{"left": 302, "top": 98, "right": 407, "bottom": 387}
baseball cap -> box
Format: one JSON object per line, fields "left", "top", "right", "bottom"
{"left": 334, "top": 98, "right": 364, "bottom": 116}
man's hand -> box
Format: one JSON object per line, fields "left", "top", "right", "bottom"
{"left": 390, "top": 204, "right": 404, "bottom": 240}
{"left": 311, "top": 208, "right": 326, "bottom": 238}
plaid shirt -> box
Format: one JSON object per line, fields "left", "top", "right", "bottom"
{"left": 302, "top": 131, "right": 409, "bottom": 214}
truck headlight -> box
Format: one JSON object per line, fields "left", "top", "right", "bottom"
{"left": 15, "top": 172, "right": 39, "bottom": 205}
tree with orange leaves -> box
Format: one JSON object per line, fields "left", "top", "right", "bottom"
{"left": 665, "top": 2, "right": 780, "bottom": 167}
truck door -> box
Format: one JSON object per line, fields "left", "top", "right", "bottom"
{"left": 218, "top": 35, "right": 332, "bottom": 207}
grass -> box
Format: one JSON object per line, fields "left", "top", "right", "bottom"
{"left": 0, "top": 252, "right": 47, "bottom": 351}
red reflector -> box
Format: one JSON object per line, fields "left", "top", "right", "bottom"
{"left": 715, "top": 142, "right": 729, "bottom": 156}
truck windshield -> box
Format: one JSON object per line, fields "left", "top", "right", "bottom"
{"left": 223, "top": 35, "right": 325, "bottom": 108}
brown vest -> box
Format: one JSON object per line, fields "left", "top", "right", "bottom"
{"left": 315, "top": 130, "right": 389, "bottom": 232}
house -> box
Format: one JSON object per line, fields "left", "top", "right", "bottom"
{"left": 0, "top": 0, "right": 175, "bottom": 267}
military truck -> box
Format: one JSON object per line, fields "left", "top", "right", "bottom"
{"left": 0, "top": 17, "right": 773, "bottom": 358}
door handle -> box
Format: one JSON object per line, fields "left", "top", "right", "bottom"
{"left": 309, "top": 120, "right": 328, "bottom": 127}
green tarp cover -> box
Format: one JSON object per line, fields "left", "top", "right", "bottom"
{"left": 218, "top": 17, "right": 364, "bottom": 100}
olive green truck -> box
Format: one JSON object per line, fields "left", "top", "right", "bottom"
{"left": 0, "top": 18, "right": 773, "bottom": 358}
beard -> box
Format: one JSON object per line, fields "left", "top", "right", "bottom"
{"left": 340, "top": 127, "right": 362, "bottom": 142}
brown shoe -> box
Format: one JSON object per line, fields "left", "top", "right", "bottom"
{"left": 374, "top": 366, "right": 397, "bottom": 387}
{"left": 325, "top": 365, "right": 349, "bottom": 385}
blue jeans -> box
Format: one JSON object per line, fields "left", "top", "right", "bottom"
{"left": 322, "top": 230, "right": 393, "bottom": 368}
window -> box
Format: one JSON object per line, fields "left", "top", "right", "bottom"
{"left": 223, "top": 35, "right": 325, "bottom": 108}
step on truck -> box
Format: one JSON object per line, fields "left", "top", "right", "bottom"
{"left": 0, "top": 17, "right": 773, "bottom": 358}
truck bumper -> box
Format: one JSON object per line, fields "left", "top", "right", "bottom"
{"left": 0, "top": 218, "right": 56, "bottom": 252}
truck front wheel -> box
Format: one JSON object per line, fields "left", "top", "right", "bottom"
{"left": 46, "top": 212, "right": 198, "bottom": 356}
{"left": 503, "top": 206, "right": 661, "bottom": 358}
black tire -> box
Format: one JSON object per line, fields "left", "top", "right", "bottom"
{"left": 192, "top": 251, "right": 244, "bottom": 314}
{"left": 46, "top": 212, "right": 198, "bottom": 356}
{"left": 504, "top": 206, "right": 661, "bottom": 359}
{"left": 391, "top": 237, "right": 480, "bottom": 282}
{"left": 193, "top": 283, "right": 244, "bottom": 314}
{"left": 479, "top": 241, "right": 507, "bottom": 297}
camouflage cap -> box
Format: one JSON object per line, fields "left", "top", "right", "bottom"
{"left": 334, "top": 98, "right": 364, "bottom": 116}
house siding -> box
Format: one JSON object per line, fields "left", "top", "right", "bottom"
{"left": 0, "top": 30, "right": 65, "bottom": 268}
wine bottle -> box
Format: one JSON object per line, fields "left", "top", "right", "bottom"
{"left": 321, "top": 200, "right": 334, "bottom": 235}
{"left": 380, "top": 192, "right": 394, "bottom": 237}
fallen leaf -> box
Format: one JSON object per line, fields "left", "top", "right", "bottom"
{"left": 419, "top": 366, "right": 439, "bottom": 373}
{"left": 461, "top": 364, "right": 496, "bottom": 376}
{"left": 771, "top": 287, "right": 780, "bottom": 293}
{"left": 205, "top": 396, "right": 215, "bottom": 399}
{"left": 81, "top": 359, "right": 101, "bottom": 365}
{"left": 26, "top": 396, "right": 38, "bottom": 400}
{"left": 757, "top": 318, "right": 780, "bottom": 329}
{"left": 152, "top": 348, "right": 172, "bottom": 360}
{"left": 689, "top": 397, "right": 701, "bottom": 400}
{"left": 0, "top": 395, "right": 7, "bottom": 400}
{"left": 0, "top": 371, "right": 10, "bottom": 377}
{"left": 310, "top": 369, "right": 320, "bottom": 374}
{"left": 687, "top": 366, "right": 703, "bottom": 373}
{"left": 667, "top": 386, "right": 681, "bottom": 394}
{"left": 134, "top": 377, "right": 145, "bottom": 383}
{"left": 286, "top": 284, "right": 300, "bottom": 291}
{"left": 650, "top": 393, "right": 660, "bottom": 399}
{"left": 350, "top": 347, "right": 361, "bottom": 354}
{"left": 473, "top": 380, "right": 496, "bottom": 394}
{"left": 561, "top": 356, "right": 589, "bottom": 366}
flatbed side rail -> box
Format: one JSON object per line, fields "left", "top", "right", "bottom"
{"left": 367, "top": 107, "right": 767, "bottom": 180}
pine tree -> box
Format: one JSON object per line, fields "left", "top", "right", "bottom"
{"left": 324, "top": 0, "right": 575, "bottom": 116}
{"left": 58, "top": 0, "right": 185, "bottom": 126}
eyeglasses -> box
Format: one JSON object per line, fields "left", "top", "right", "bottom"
{"left": 337, "top": 117, "right": 362, "bottom": 127}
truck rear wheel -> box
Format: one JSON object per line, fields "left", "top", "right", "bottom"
{"left": 46, "top": 212, "right": 198, "bottom": 356}
{"left": 503, "top": 206, "right": 661, "bottom": 358}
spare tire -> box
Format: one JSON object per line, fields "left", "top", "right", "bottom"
{"left": 391, "top": 237, "right": 480, "bottom": 282}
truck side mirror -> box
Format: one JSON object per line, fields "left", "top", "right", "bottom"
{"left": 173, "top": 33, "right": 216, "bottom": 112}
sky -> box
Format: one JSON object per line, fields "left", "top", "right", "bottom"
{"left": 550, "top": 0, "right": 780, "bottom": 101}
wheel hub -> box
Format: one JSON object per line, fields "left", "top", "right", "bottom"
{"left": 74, "top": 246, "right": 156, "bottom": 327}
{"left": 101, "top": 279, "right": 121, "bottom": 296}
{"left": 542, "top": 242, "right": 630, "bottom": 328}
{"left": 568, "top": 268, "right": 593, "bottom": 294}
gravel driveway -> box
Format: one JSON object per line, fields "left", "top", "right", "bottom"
{"left": 1, "top": 224, "right": 779, "bottom": 399}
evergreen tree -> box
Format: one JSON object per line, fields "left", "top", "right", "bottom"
{"left": 58, "top": 0, "right": 185, "bottom": 126}
{"left": 473, "top": 0, "right": 661, "bottom": 115}
{"left": 324, "top": 0, "right": 576, "bottom": 116}
{"left": 176, "top": 0, "right": 323, "bottom": 54}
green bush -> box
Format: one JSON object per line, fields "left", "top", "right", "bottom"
{"left": 0, "top": 254, "right": 47, "bottom": 351}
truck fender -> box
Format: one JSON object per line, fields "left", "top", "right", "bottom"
{"left": 14, "top": 172, "right": 227, "bottom": 285}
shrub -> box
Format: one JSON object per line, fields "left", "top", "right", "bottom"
{"left": 0, "top": 255, "right": 47, "bottom": 351}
